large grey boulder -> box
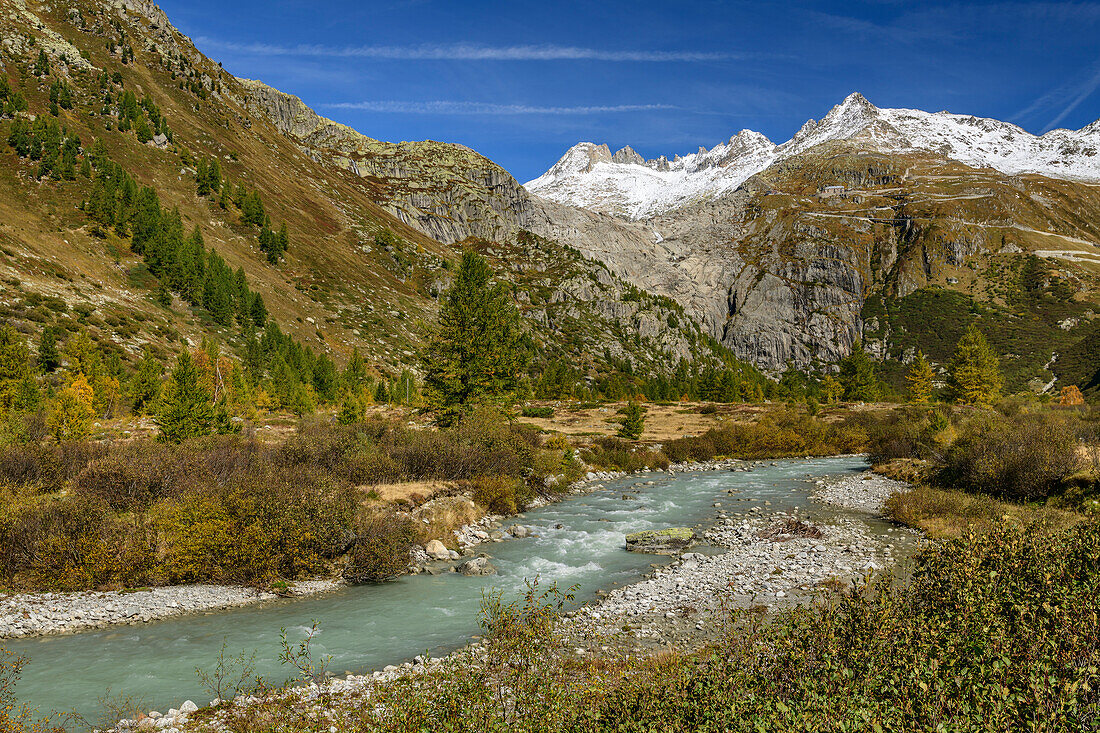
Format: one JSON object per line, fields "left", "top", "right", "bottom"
{"left": 424, "top": 540, "right": 450, "bottom": 561}
{"left": 625, "top": 528, "right": 697, "bottom": 555}
{"left": 456, "top": 556, "right": 497, "bottom": 576}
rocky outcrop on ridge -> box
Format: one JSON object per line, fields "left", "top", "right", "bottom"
{"left": 238, "top": 79, "right": 535, "bottom": 245}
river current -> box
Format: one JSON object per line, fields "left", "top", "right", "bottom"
{"left": 8, "top": 456, "right": 875, "bottom": 723}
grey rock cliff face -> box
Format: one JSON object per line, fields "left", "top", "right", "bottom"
{"left": 238, "top": 79, "right": 534, "bottom": 245}
{"left": 525, "top": 192, "right": 868, "bottom": 371}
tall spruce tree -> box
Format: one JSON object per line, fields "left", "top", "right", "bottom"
{"left": 155, "top": 351, "right": 214, "bottom": 442}
{"left": 312, "top": 353, "right": 338, "bottom": 403}
{"left": 617, "top": 400, "right": 646, "bottom": 440}
{"left": 838, "top": 341, "right": 879, "bottom": 402}
{"left": 0, "top": 326, "right": 35, "bottom": 413}
{"left": 342, "top": 347, "right": 367, "bottom": 394}
{"left": 37, "top": 327, "right": 60, "bottom": 373}
{"left": 947, "top": 324, "right": 1003, "bottom": 405}
{"left": 422, "top": 251, "right": 529, "bottom": 422}
{"left": 130, "top": 347, "right": 163, "bottom": 415}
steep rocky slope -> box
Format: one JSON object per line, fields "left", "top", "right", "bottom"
{"left": 520, "top": 96, "right": 1100, "bottom": 387}
{"left": 2, "top": 0, "right": 1099, "bottom": 395}
{"left": 0, "top": 0, "right": 719, "bottom": 390}
{"left": 236, "top": 79, "right": 536, "bottom": 246}
{"left": 525, "top": 142, "right": 1100, "bottom": 384}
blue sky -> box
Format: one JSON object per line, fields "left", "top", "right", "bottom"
{"left": 160, "top": 0, "right": 1100, "bottom": 182}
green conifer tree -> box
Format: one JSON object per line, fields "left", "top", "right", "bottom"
{"left": 37, "top": 327, "right": 60, "bottom": 373}
{"left": 130, "top": 347, "right": 163, "bottom": 415}
{"left": 838, "top": 341, "right": 879, "bottom": 402}
{"left": 421, "top": 251, "right": 530, "bottom": 423}
{"left": 312, "top": 354, "right": 338, "bottom": 404}
{"left": 337, "top": 392, "right": 368, "bottom": 425}
{"left": 0, "top": 326, "right": 35, "bottom": 413}
{"left": 155, "top": 351, "right": 214, "bottom": 442}
{"left": 342, "top": 347, "right": 367, "bottom": 394}
{"left": 276, "top": 222, "right": 289, "bottom": 258}
{"left": 617, "top": 400, "right": 646, "bottom": 440}
{"left": 34, "top": 50, "right": 49, "bottom": 76}
{"left": 195, "top": 158, "right": 210, "bottom": 196}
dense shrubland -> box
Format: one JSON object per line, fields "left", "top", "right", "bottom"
{"left": 866, "top": 400, "right": 1098, "bottom": 508}
{"left": 581, "top": 436, "right": 670, "bottom": 473}
{"left": 0, "top": 411, "right": 572, "bottom": 591}
{"left": 663, "top": 408, "right": 871, "bottom": 462}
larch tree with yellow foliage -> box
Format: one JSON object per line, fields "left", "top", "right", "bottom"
{"left": 906, "top": 351, "right": 935, "bottom": 404}
{"left": 49, "top": 374, "right": 95, "bottom": 441}
{"left": 820, "top": 375, "right": 843, "bottom": 404}
{"left": 946, "top": 325, "right": 1003, "bottom": 405}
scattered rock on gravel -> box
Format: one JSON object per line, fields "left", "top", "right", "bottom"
{"left": 813, "top": 470, "right": 909, "bottom": 514}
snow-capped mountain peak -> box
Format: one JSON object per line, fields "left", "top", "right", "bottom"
{"left": 527, "top": 93, "right": 1100, "bottom": 219}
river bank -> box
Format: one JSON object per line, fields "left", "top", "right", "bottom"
{"left": 561, "top": 467, "right": 918, "bottom": 655}
{"left": 106, "top": 459, "right": 918, "bottom": 732}
{"left": 0, "top": 580, "right": 345, "bottom": 640}
{"left": 0, "top": 462, "right": 755, "bottom": 641}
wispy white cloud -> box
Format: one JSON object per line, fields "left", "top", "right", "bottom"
{"left": 324, "top": 101, "right": 678, "bottom": 115}
{"left": 193, "top": 37, "right": 745, "bottom": 62}
{"left": 1042, "top": 65, "right": 1100, "bottom": 131}
{"left": 803, "top": 10, "right": 963, "bottom": 42}
{"left": 1013, "top": 55, "right": 1100, "bottom": 131}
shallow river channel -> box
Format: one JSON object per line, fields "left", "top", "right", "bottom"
{"left": 8, "top": 456, "right": 891, "bottom": 723}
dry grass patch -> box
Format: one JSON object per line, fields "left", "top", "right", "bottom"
{"left": 872, "top": 458, "right": 932, "bottom": 484}
{"left": 411, "top": 494, "right": 483, "bottom": 548}
{"left": 362, "top": 480, "right": 453, "bottom": 505}
{"left": 516, "top": 402, "right": 767, "bottom": 441}
{"left": 885, "top": 485, "right": 1084, "bottom": 540}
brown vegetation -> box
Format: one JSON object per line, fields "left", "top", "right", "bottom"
{"left": 663, "top": 408, "right": 870, "bottom": 462}
{"left": 756, "top": 517, "right": 825, "bottom": 542}
{"left": 0, "top": 410, "right": 566, "bottom": 591}
{"left": 884, "top": 485, "right": 1084, "bottom": 539}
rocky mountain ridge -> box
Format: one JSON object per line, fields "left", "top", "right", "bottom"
{"left": 236, "top": 79, "right": 536, "bottom": 246}
{"left": 527, "top": 93, "right": 1100, "bottom": 219}
{"left": 1, "top": 0, "right": 1098, "bottom": 392}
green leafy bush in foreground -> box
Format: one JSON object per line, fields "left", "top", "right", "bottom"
{"left": 241, "top": 519, "right": 1098, "bottom": 732}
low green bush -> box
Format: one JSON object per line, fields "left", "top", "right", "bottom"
{"left": 938, "top": 412, "right": 1082, "bottom": 501}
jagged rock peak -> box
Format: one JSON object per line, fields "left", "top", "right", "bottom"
{"left": 545, "top": 142, "right": 614, "bottom": 175}
{"left": 612, "top": 145, "right": 645, "bottom": 165}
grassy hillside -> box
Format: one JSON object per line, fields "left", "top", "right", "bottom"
{"left": 0, "top": 0, "right": 724, "bottom": 398}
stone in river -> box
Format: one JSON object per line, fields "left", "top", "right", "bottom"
{"left": 456, "top": 556, "right": 497, "bottom": 576}
{"left": 624, "top": 528, "right": 696, "bottom": 555}
{"left": 424, "top": 540, "right": 450, "bottom": 560}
